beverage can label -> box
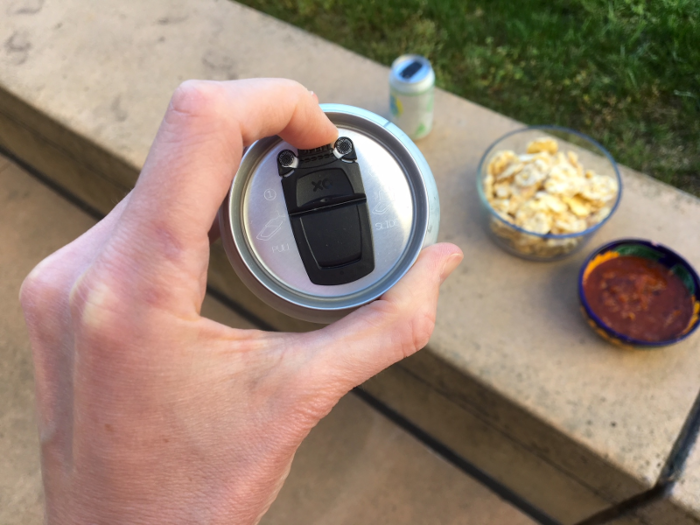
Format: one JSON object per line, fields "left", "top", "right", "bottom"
{"left": 390, "top": 86, "right": 434, "bottom": 140}
{"left": 389, "top": 55, "right": 435, "bottom": 140}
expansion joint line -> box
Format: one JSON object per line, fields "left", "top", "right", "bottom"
{"left": 352, "top": 387, "right": 562, "bottom": 525}
{"left": 0, "top": 142, "right": 106, "bottom": 221}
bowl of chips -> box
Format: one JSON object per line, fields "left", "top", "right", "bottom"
{"left": 477, "top": 126, "right": 622, "bottom": 261}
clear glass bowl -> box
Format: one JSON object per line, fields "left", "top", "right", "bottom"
{"left": 477, "top": 126, "right": 622, "bottom": 261}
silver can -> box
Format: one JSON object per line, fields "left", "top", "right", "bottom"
{"left": 219, "top": 104, "right": 440, "bottom": 324}
{"left": 389, "top": 55, "right": 435, "bottom": 140}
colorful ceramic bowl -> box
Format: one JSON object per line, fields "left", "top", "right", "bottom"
{"left": 477, "top": 126, "right": 622, "bottom": 261}
{"left": 579, "top": 239, "right": 700, "bottom": 348}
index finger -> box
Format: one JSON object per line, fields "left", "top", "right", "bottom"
{"left": 118, "top": 79, "right": 338, "bottom": 273}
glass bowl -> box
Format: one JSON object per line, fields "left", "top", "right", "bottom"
{"left": 579, "top": 239, "right": 700, "bottom": 348}
{"left": 477, "top": 126, "right": 622, "bottom": 261}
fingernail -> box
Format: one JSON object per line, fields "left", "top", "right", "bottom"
{"left": 440, "top": 253, "right": 463, "bottom": 284}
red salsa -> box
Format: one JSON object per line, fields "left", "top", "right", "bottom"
{"left": 583, "top": 255, "right": 694, "bottom": 342}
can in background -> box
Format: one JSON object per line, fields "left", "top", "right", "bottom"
{"left": 389, "top": 55, "right": 435, "bottom": 140}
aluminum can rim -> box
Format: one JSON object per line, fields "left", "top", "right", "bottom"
{"left": 390, "top": 54, "right": 435, "bottom": 94}
{"left": 220, "top": 104, "right": 439, "bottom": 322}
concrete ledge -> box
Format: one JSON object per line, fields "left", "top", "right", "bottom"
{"left": 362, "top": 365, "right": 614, "bottom": 523}
{"left": 3, "top": 1, "right": 700, "bottom": 523}
{"left": 623, "top": 427, "right": 700, "bottom": 525}
{"left": 0, "top": 87, "right": 132, "bottom": 210}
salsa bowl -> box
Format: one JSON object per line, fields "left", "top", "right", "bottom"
{"left": 579, "top": 239, "right": 700, "bottom": 348}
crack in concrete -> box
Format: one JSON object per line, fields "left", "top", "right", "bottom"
{"left": 4, "top": 31, "right": 32, "bottom": 65}
{"left": 7, "top": 0, "right": 44, "bottom": 16}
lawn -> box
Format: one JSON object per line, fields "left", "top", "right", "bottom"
{"left": 236, "top": 0, "right": 700, "bottom": 196}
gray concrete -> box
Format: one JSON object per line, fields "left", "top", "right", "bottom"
{"left": 0, "top": 155, "right": 536, "bottom": 524}
{"left": 621, "top": 435, "right": 700, "bottom": 525}
{"left": 0, "top": 158, "right": 45, "bottom": 525}
{"left": 2, "top": 0, "right": 700, "bottom": 522}
{"left": 264, "top": 394, "right": 536, "bottom": 525}
{"left": 673, "top": 439, "right": 700, "bottom": 522}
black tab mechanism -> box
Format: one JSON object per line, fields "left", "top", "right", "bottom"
{"left": 277, "top": 137, "right": 374, "bottom": 285}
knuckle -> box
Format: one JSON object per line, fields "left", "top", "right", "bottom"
{"left": 365, "top": 298, "right": 436, "bottom": 357}
{"left": 169, "top": 80, "right": 225, "bottom": 119}
{"left": 365, "top": 297, "right": 402, "bottom": 324}
{"left": 279, "top": 78, "right": 306, "bottom": 97}
{"left": 289, "top": 393, "right": 337, "bottom": 426}
{"left": 68, "top": 269, "right": 125, "bottom": 339}
{"left": 409, "top": 309, "right": 436, "bottom": 353}
{"left": 19, "top": 258, "right": 65, "bottom": 315}
{"left": 285, "top": 376, "right": 345, "bottom": 432}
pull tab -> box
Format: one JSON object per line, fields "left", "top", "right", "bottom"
{"left": 400, "top": 60, "right": 423, "bottom": 80}
{"left": 277, "top": 136, "right": 374, "bottom": 285}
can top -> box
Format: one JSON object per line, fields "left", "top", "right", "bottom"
{"left": 224, "top": 105, "right": 436, "bottom": 318}
{"left": 390, "top": 54, "right": 435, "bottom": 94}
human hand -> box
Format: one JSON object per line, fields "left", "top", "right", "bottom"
{"left": 20, "top": 78, "right": 463, "bottom": 524}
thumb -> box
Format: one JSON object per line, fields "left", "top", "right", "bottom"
{"left": 302, "top": 243, "right": 463, "bottom": 396}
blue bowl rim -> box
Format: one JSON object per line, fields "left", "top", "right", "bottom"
{"left": 476, "top": 125, "right": 623, "bottom": 240}
{"left": 578, "top": 238, "right": 700, "bottom": 347}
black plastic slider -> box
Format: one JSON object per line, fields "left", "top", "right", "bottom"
{"left": 276, "top": 136, "right": 374, "bottom": 285}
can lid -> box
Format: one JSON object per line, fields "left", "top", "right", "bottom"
{"left": 223, "top": 105, "right": 437, "bottom": 320}
{"left": 390, "top": 54, "right": 435, "bottom": 94}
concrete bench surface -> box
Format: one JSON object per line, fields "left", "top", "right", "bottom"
{"left": 0, "top": 155, "right": 537, "bottom": 524}
{"left": 1, "top": 1, "right": 700, "bottom": 523}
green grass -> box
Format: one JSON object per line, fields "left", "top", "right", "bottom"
{"left": 236, "top": 0, "right": 700, "bottom": 196}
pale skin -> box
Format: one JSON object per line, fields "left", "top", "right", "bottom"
{"left": 20, "top": 78, "right": 463, "bottom": 524}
